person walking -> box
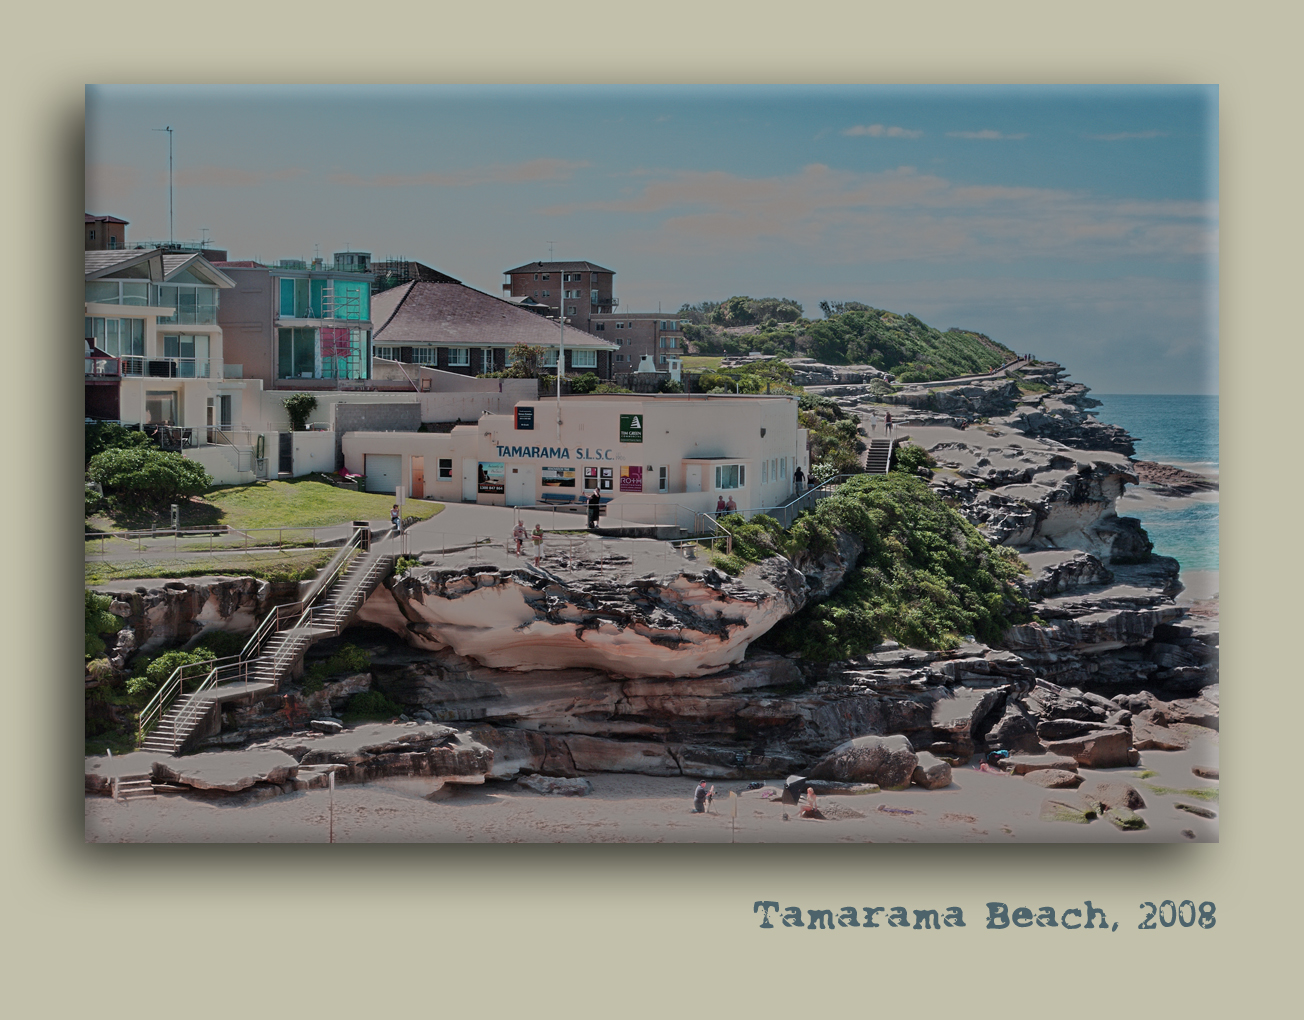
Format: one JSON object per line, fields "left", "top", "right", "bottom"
{"left": 715, "top": 495, "right": 727, "bottom": 518}
{"left": 512, "top": 519, "right": 527, "bottom": 556}
{"left": 884, "top": 411, "right": 893, "bottom": 436}
{"left": 587, "top": 489, "right": 601, "bottom": 530}
{"left": 792, "top": 465, "right": 804, "bottom": 495}
{"left": 531, "top": 524, "right": 544, "bottom": 567}
{"left": 869, "top": 409, "right": 878, "bottom": 433}
{"left": 390, "top": 504, "right": 401, "bottom": 534}
{"left": 725, "top": 495, "right": 737, "bottom": 513}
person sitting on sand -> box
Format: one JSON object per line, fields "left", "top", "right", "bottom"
{"left": 799, "top": 787, "right": 824, "bottom": 820}
{"left": 693, "top": 780, "right": 709, "bottom": 813}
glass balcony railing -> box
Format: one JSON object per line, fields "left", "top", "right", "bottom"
{"left": 120, "top": 357, "right": 210, "bottom": 379}
{"left": 85, "top": 357, "right": 120, "bottom": 378}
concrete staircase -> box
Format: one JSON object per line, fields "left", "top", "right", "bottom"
{"left": 114, "top": 773, "right": 157, "bottom": 801}
{"left": 139, "top": 542, "right": 394, "bottom": 756}
{"left": 865, "top": 438, "right": 894, "bottom": 474}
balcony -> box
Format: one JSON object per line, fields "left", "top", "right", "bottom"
{"left": 85, "top": 356, "right": 120, "bottom": 379}
{"left": 119, "top": 357, "right": 210, "bottom": 379}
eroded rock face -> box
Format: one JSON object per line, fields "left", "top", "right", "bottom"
{"left": 97, "top": 578, "right": 301, "bottom": 665}
{"left": 353, "top": 534, "right": 862, "bottom": 679}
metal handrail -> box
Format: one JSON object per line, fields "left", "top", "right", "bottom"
{"left": 137, "top": 653, "right": 240, "bottom": 738}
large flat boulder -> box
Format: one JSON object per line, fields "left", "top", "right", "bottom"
{"left": 1044, "top": 726, "right": 1136, "bottom": 769}
{"left": 807, "top": 734, "right": 919, "bottom": 790}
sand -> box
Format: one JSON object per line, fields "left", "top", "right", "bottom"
{"left": 86, "top": 730, "right": 1217, "bottom": 844}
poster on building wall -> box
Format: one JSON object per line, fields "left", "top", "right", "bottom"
{"left": 620, "top": 465, "right": 642, "bottom": 492}
{"left": 319, "top": 327, "right": 351, "bottom": 357}
{"left": 542, "top": 466, "right": 575, "bottom": 488}
{"left": 477, "top": 462, "right": 504, "bottom": 494}
{"left": 515, "top": 405, "right": 534, "bottom": 431}
{"left": 619, "top": 413, "right": 643, "bottom": 443}
{"left": 600, "top": 466, "right": 614, "bottom": 491}
{"left": 583, "top": 466, "right": 599, "bottom": 489}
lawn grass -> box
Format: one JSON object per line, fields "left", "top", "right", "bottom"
{"left": 85, "top": 548, "right": 334, "bottom": 585}
{"left": 680, "top": 356, "right": 724, "bottom": 372}
{"left": 93, "top": 477, "right": 445, "bottom": 532}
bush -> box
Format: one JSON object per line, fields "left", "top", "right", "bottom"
{"left": 892, "top": 444, "right": 935, "bottom": 474}
{"left": 125, "top": 648, "right": 213, "bottom": 698}
{"left": 85, "top": 591, "right": 120, "bottom": 659}
{"left": 763, "top": 473, "right": 1028, "bottom": 658}
{"left": 283, "top": 393, "right": 319, "bottom": 432}
{"left": 85, "top": 422, "right": 154, "bottom": 465}
{"left": 569, "top": 372, "right": 602, "bottom": 394}
{"left": 87, "top": 447, "right": 212, "bottom": 506}
{"left": 342, "top": 690, "right": 403, "bottom": 721}
{"left": 303, "top": 643, "right": 372, "bottom": 688}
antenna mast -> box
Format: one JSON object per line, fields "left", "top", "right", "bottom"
{"left": 152, "top": 126, "right": 173, "bottom": 243}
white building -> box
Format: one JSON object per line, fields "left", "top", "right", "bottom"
{"left": 340, "top": 394, "right": 809, "bottom": 519}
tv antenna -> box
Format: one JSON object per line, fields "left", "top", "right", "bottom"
{"left": 547, "top": 240, "right": 554, "bottom": 261}
{"left": 151, "top": 126, "right": 174, "bottom": 243}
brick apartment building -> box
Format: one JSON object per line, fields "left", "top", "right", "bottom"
{"left": 502, "top": 259, "right": 684, "bottom": 371}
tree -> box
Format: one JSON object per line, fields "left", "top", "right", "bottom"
{"left": 504, "top": 343, "right": 546, "bottom": 378}
{"left": 282, "top": 393, "right": 319, "bottom": 432}
{"left": 85, "top": 421, "right": 154, "bottom": 466}
{"left": 86, "top": 447, "right": 212, "bottom": 506}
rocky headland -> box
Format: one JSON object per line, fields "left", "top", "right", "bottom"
{"left": 88, "top": 361, "right": 1217, "bottom": 826}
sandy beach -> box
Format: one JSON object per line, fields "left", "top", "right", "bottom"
{"left": 86, "top": 728, "right": 1217, "bottom": 844}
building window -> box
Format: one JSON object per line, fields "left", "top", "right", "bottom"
{"left": 591, "top": 289, "right": 599, "bottom": 304}
{"left": 438, "top": 458, "right": 453, "bottom": 479}
{"left": 614, "top": 353, "right": 624, "bottom": 362}
{"left": 447, "top": 347, "right": 470, "bottom": 366}
{"left": 86, "top": 280, "right": 150, "bottom": 306}
{"left": 534, "top": 274, "right": 539, "bottom": 280}
{"left": 572, "top": 349, "right": 597, "bottom": 368}
{"left": 595, "top": 322, "right": 605, "bottom": 331}
{"left": 657, "top": 466, "right": 668, "bottom": 492}
{"left": 86, "top": 317, "right": 145, "bottom": 360}
{"left": 156, "top": 283, "right": 218, "bottom": 324}
{"left": 278, "top": 327, "right": 316, "bottom": 378}
{"left": 762, "top": 460, "right": 769, "bottom": 484}
{"left": 375, "top": 346, "right": 399, "bottom": 360}
{"left": 780, "top": 458, "right": 787, "bottom": 480}
{"left": 542, "top": 290, "right": 550, "bottom": 297}
{"left": 411, "top": 347, "right": 436, "bottom": 365}
{"left": 163, "top": 334, "right": 210, "bottom": 378}
{"left": 481, "top": 348, "right": 495, "bottom": 371}
{"left": 615, "top": 322, "right": 624, "bottom": 329}
{"left": 714, "top": 464, "right": 746, "bottom": 490}
{"left": 541, "top": 349, "right": 559, "bottom": 368}
{"left": 89, "top": 229, "right": 96, "bottom": 240}
{"left": 542, "top": 274, "right": 550, "bottom": 280}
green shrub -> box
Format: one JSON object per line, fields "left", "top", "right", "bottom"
{"left": 303, "top": 644, "right": 372, "bottom": 687}
{"left": 85, "top": 591, "right": 120, "bottom": 659}
{"left": 892, "top": 444, "right": 936, "bottom": 474}
{"left": 125, "top": 648, "right": 213, "bottom": 698}
{"left": 87, "top": 447, "right": 212, "bottom": 506}
{"left": 85, "top": 422, "right": 155, "bottom": 465}
{"left": 569, "top": 372, "right": 602, "bottom": 395}
{"left": 282, "top": 393, "right": 319, "bottom": 432}
{"left": 763, "top": 473, "right": 1028, "bottom": 659}
{"left": 342, "top": 690, "right": 403, "bottom": 721}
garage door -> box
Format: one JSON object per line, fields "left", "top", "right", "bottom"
{"left": 365, "top": 454, "right": 402, "bottom": 495}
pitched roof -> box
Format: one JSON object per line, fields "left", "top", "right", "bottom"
{"left": 372, "top": 281, "right": 617, "bottom": 349}
{"left": 84, "top": 248, "right": 235, "bottom": 287}
{"left": 85, "top": 213, "right": 129, "bottom": 224}
{"left": 503, "top": 260, "right": 615, "bottom": 275}
{"left": 210, "top": 260, "right": 266, "bottom": 269}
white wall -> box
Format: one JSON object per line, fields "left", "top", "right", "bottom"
{"left": 183, "top": 444, "right": 256, "bottom": 486}
{"left": 292, "top": 431, "right": 336, "bottom": 475}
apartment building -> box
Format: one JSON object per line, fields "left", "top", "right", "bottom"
{"left": 502, "top": 260, "right": 615, "bottom": 329}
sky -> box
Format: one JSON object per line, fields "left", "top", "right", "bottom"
{"left": 86, "top": 85, "right": 1218, "bottom": 394}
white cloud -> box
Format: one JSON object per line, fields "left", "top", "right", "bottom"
{"left": 946, "top": 129, "right": 1028, "bottom": 140}
{"left": 537, "top": 163, "right": 1216, "bottom": 265}
{"left": 842, "top": 123, "right": 923, "bottom": 139}
{"left": 1087, "top": 130, "right": 1168, "bottom": 141}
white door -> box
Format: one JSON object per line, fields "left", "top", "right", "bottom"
{"left": 685, "top": 464, "right": 702, "bottom": 492}
{"left": 462, "top": 459, "right": 478, "bottom": 502}
{"left": 365, "top": 454, "right": 402, "bottom": 495}
{"left": 506, "top": 465, "right": 534, "bottom": 507}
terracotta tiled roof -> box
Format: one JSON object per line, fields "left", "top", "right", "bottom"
{"left": 85, "top": 213, "right": 129, "bottom": 224}
{"left": 503, "top": 260, "right": 615, "bottom": 275}
{"left": 372, "top": 281, "right": 617, "bottom": 349}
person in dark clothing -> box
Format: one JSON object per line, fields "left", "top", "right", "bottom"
{"left": 693, "top": 781, "right": 709, "bottom": 813}
{"left": 792, "top": 465, "right": 804, "bottom": 495}
{"left": 587, "top": 489, "right": 601, "bottom": 529}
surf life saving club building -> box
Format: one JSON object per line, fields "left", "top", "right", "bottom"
{"left": 341, "top": 394, "right": 809, "bottom": 521}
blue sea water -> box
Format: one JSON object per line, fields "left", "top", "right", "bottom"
{"left": 1091, "top": 394, "right": 1219, "bottom": 572}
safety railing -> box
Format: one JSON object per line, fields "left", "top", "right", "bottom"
{"left": 728, "top": 473, "right": 858, "bottom": 528}
{"left": 137, "top": 653, "right": 241, "bottom": 740}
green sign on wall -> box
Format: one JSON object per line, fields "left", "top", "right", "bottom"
{"left": 619, "top": 413, "right": 643, "bottom": 443}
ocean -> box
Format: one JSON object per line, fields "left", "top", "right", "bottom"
{"left": 1091, "top": 394, "right": 1219, "bottom": 573}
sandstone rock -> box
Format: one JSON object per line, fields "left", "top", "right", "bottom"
{"left": 1086, "top": 782, "right": 1146, "bottom": 811}
{"left": 986, "top": 699, "right": 1042, "bottom": 753}
{"left": 1103, "top": 806, "right": 1147, "bottom": 830}
{"left": 1192, "top": 766, "right": 1219, "bottom": 780}
{"left": 911, "top": 752, "right": 953, "bottom": 790}
{"left": 152, "top": 749, "right": 300, "bottom": 793}
{"left": 1044, "top": 726, "right": 1135, "bottom": 768}
{"left": 1036, "top": 718, "right": 1116, "bottom": 740}
{"left": 1131, "top": 710, "right": 1189, "bottom": 751}
{"left": 807, "top": 734, "right": 919, "bottom": 790}
{"left": 1040, "top": 797, "right": 1098, "bottom": 824}
{"left": 309, "top": 719, "right": 343, "bottom": 734}
{"left": 518, "top": 774, "right": 593, "bottom": 796}
{"left": 1010, "top": 754, "right": 1080, "bottom": 775}
{"left": 1024, "top": 769, "right": 1083, "bottom": 789}
{"left": 1175, "top": 802, "right": 1216, "bottom": 819}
